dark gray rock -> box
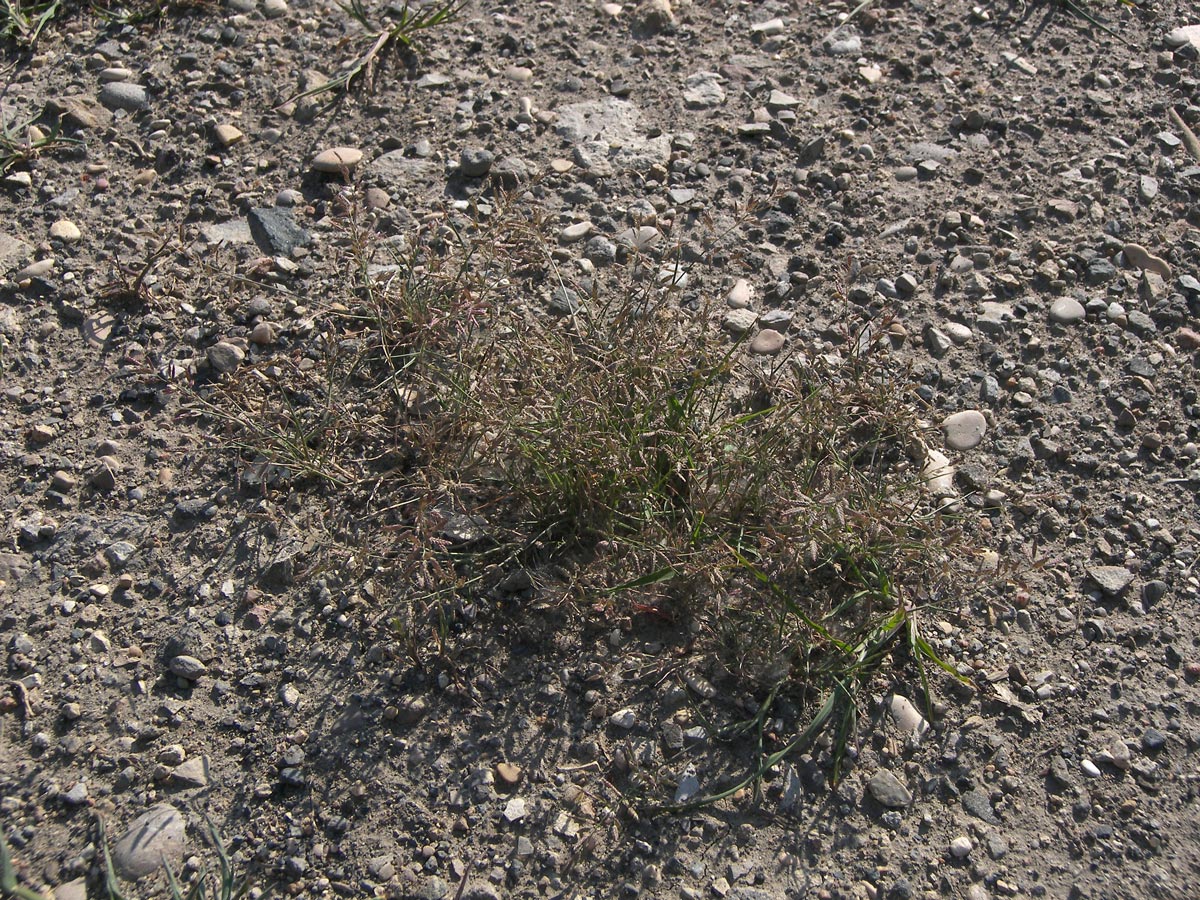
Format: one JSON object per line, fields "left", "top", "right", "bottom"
{"left": 247, "top": 207, "right": 310, "bottom": 256}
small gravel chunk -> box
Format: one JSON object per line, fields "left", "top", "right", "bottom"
{"left": 49, "top": 220, "right": 82, "bottom": 243}
{"left": 949, "top": 836, "right": 973, "bottom": 859}
{"left": 749, "top": 329, "right": 785, "bottom": 355}
{"left": 459, "top": 147, "right": 494, "bottom": 177}
{"left": 207, "top": 342, "right": 245, "bottom": 374}
{"left": 1086, "top": 565, "right": 1134, "bottom": 596}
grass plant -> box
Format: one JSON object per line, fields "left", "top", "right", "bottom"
{"left": 198, "top": 196, "right": 984, "bottom": 808}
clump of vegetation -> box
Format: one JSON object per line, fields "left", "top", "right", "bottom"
{"left": 198, "top": 196, "right": 980, "bottom": 804}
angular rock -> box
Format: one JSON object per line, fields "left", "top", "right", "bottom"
{"left": 206, "top": 342, "right": 245, "bottom": 374}
{"left": 247, "top": 207, "right": 310, "bottom": 256}
{"left": 1086, "top": 565, "right": 1134, "bottom": 596}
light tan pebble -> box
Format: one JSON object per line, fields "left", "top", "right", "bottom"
{"left": 549, "top": 158, "right": 573, "bottom": 173}
{"left": 15, "top": 258, "right": 54, "bottom": 280}
{"left": 504, "top": 66, "right": 534, "bottom": 83}
{"left": 364, "top": 187, "right": 390, "bottom": 210}
{"left": 312, "top": 146, "right": 363, "bottom": 174}
{"left": 1122, "top": 242, "right": 1171, "bottom": 279}
{"left": 132, "top": 169, "right": 157, "bottom": 185}
{"left": 49, "top": 220, "right": 82, "bottom": 243}
{"left": 99, "top": 67, "right": 133, "bottom": 83}
{"left": 213, "top": 123, "right": 245, "bottom": 147}
{"left": 726, "top": 278, "right": 753, "bottom": 308}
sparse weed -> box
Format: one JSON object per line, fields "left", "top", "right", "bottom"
{"left": 0, "top": 0, "right": 62, "bottom": 48}
{"left": 283, "top": 0, "right": 464, "bottom": 106}
{"left": 201, "top": 195, "right": 983, "bottom": 802}
{"left": 0, "top": 109, "right": 82, "bottom": 175}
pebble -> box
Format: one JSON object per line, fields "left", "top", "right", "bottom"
{"left": 49, "top": 220, "right": 82, "bottom": 243}
{"left": 207, "top": 342, "right": 245, "bottom": 374}
{"left": 726, "top": 279, "right": 753, "bottom": 308}
{"left": 99, "top": 82, "right": 148, "bottom": 111}
{"left": 609, "top": 708, "right": 637, "bottom": 729}
{"left": 173, "top": 756, "right": 210, "bottom": 787}
{"left": 460, "top": 147, "right": 494, "bottom": 177}
{"left": 1122, "top": 242, "right": 1171, "bottom": 279}
{"left": 942, "top": 321, "right": 972, "bottom": 344}
{"left": 1086, "top": 565, "right": 1134, "bottom": 596}
{"left": 262, "top": 0, "right": 287, "bottom": 17}
{"left": 682, "top": 72, "right": 726, "bottom": 108}
{"left": 866, "top": 771, "right": 912, "bottom": 808}
{"left": 495, "top": 762, "right": 522, "bottom": 786}
{"left": 213, "top": 123, "right": 245, "bottom": 147}
{"left": 949, "top": 836, "right": 973, "bottom": 859}
{"left": 921, "top": 449, "right": 955, "bottom": 496}
{"left": 1081, "top": 759, "right": 1101, "bottom": 778}
{"left": 722, "top": 308, "right": 757, "bottom": 335}
{"left": 1165, "top": 24, "right": 1200, "bottom": 52}
{"left": 113, "top": 804, "right": 187, "bottom": 879}
{"left": 168, "top": 654, "right": 207, "bottom": 680}
{"left": 887, "top": 694, "right": 930, "bottom": 741}
{"left": 559, "top": 221, "right": 593, "bottom": 243}
{"left": 943, "top": 410, "right": 987, "bottom": 451}
{"left": 1049, "top": 296, "right": 1086, "bottom": 324}
{"left": 826, "top": 34, "right": 862, "bottom": 55}
{"left": 312, "top": 146, "right": 363, "bottom": 174}
{"left": 749, "top": 329, "right": 785, "bottom": 355}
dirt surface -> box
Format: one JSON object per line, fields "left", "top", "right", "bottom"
{"left": 3, "top": 0, "right": 1200, "bottom": 898}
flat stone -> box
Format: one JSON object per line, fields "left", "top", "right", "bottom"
{"left": 682, "top": 72, "right": 726, "bottom": 108}
{"left": 906, "top": 142, "right": 957, "bottom": 163}
{"left": 495, "top": 762, "right": 522, "bottom": 786}
{"left": 1166, "top": 24, "right": 1200, "bottom": 52}
{"left": 113, "top": 804, "right": 186, "bottom": 879}
{"left": 962, "top": 788, "right": 999, "bottom": 824}
{"left": 99, "top": 82, "right": 148, "bottom": 112}
{"left": 173, "top": 756, "right": 210, "bottom": 787}
{"left": 201, "top": 220, "right": 252, "bottom": 245}
{"left": 749, "top": 329, "right": 785, "bottom": 355}
{"left": 1086, "top": 565, "right": 1134, "bottom": 596}
{"left": 554, "top": 98, "right": 670, "bottom": 169}
{"left": 1122, "top": 243, "right": 1171, "bottom": 279}
{"left": 826, "top": 34, "right": 862, "bottom": 55}
{"left": 247, "top": 207, "right": 310, "bottom": 256}
{"left": 502, "top": 797, "right": 527, "bottom": 823}
{"left": 943, "top": 410, "right": 987, "bottom": 451}
{"left": 213, "top": 124, "right": 245, "bottom": 147}
{"left": 54, "top": 879, "right": 87, "bottom": 900}
{"left": 312, "top": 146, "right": 363, "bottom": 174}
{"left": 867, "top": 771, "right": 911, "bottom": 808}
{"left": 1049, "top": 296, "right": 1086, "bottom": 324}
{"left": 0, "top": 232, "right": 32, "bottom": 273}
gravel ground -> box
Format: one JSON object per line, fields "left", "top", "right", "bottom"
{"left": 3, "top": 1, "right": 1200, "bottom": 898}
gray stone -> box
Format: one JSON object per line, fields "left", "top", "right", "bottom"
{"left": 459, "top": 147, "right": 494, "bottom": 177}
{"left": 1049, "top": 296, "right": 1086, "bottom": 324}
{"left": 826, "top": 34, "right": 862, "bottom": 55}
{"left": 1086, "top": 565, "right": 1134, "bottom": 596}
{"left": 173, "top": 756, "right": 210, "bottom": 788}
{"left": 866, "top": 771, "right": 911, "bottom": 808}
{"left": 943, "top": 410, "right": 987, "bottom": 451}
{"left": 1166, "top": 24, "right": 1200, "bottom": 52}
{"left": 906, "top": 142, "right": 958, "bottom": 163}
{"left": 554, "top": 99, "right": 671, "bottom": 170}
{"left": 962, "top": 788, "right": 999, "bottom": 824}
{"left": 201, "top": 220, "right": 252, "bottom": 245}
{"left": 682, "top": 72, "right": 726, "bottom": 108}
{"left": 168, "top": 655, "right": 207, "bottom": 680}
{"left": 247, "top": 207, "right": 309, "bottom": 256}
{"left": 112, "top": 804, "right": 187, "bottom": 880}
{"left": 99, "top": 82, "right": 148, "bottom": 111}
{"left": 206, "top": 342, "right": 245, "bottom": 374}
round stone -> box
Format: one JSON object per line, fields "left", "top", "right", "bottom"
{"left": 750, "top": 329, "right": 785, "bottom": 355}
{"left": 950, "top": 836, "right": 973, "bottom": 858}
{"left": 312, "top": 147, "right": 363, "bottom": 174}
{"left": 459, "top": 147, "right": 495, "bottom": 177}
{"left": 113, "top": 804, "right": 187, "bottom": 879}
{"left": 99, "top": 82, "right": 148, "bottom": 112}
{"left": 942, "top": 410, "right": 987, "bottom": 451}
{"left": 1049, "top": 296, "right": 1086, "bottom": 324}
{"left": 49, "top": 220, "right": 82, "bottom": 243}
